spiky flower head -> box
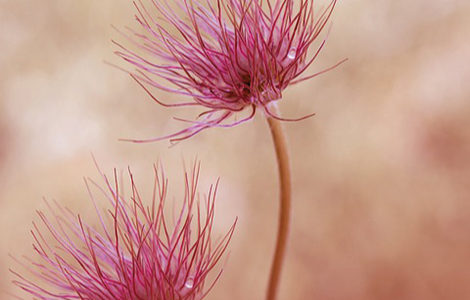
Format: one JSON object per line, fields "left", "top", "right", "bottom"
{"left": 116, "top": 0, "right": 345, "bottom": 142}
{"left": 12, "top": 163, "right": 236, "bottom": 300}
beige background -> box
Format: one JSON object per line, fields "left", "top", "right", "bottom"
{"left": 2, "top": 0, "right": 470, "bottom": 299}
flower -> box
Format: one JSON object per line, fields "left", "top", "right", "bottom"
{"left": 115, "top": 0, "right": 346, "bottom": 142}
{"left": 12, "top": 163, "right": 236, "bottom": 300}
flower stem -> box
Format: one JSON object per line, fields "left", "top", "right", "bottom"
{"left": 265, "top": 103, "right": 292, "bottom": 300}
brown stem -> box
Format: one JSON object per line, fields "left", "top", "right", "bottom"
{"left": 265, "top": 103, "right": 292, "bottom": 300}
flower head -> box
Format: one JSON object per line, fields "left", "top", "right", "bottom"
{"left": 12, "top": 163, "right": 236, "bottom": 300}
{"left": 115, "top": 0, "right": 345, "bottom": 142}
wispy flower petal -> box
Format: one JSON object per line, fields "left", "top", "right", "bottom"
{"left": 116, "top": 0, "right": 345, "bottom": 142}
{"left": 12, "top": 163, "right": 236, "bottom": 300}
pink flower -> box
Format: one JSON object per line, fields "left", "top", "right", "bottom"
{"left": 115, "top": 0, "right": 346, "bottom": 142}
{"left": 12, "top": 163, "right": 236, "bottom": 300}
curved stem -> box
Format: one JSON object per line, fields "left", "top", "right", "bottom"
{"left": 265, "top": 103, "right": 292, "bottom": 300}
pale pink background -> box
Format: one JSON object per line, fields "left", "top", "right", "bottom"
{"left": 1, "top": 0, "right": 470, "bottom": 299}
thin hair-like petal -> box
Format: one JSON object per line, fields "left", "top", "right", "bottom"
{"left": 116, "top": 0, "right": 344, "bottom": 142}
{"left": 12, "top": 163, "right": 236, "bottom": 300}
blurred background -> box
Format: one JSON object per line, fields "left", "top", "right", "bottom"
{"left": 1, "top": 0, "right": 470, "bottom": 299}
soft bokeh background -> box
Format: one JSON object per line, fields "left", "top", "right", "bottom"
{"left": 1, "top": 0, "right": 470, "bottom": 299}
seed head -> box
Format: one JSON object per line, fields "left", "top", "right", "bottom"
{"left": 115, "top": 0, "right": 346, "bottom": 142}
{"left": 12, "top": 163, "right": 236, "bottom": 300}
